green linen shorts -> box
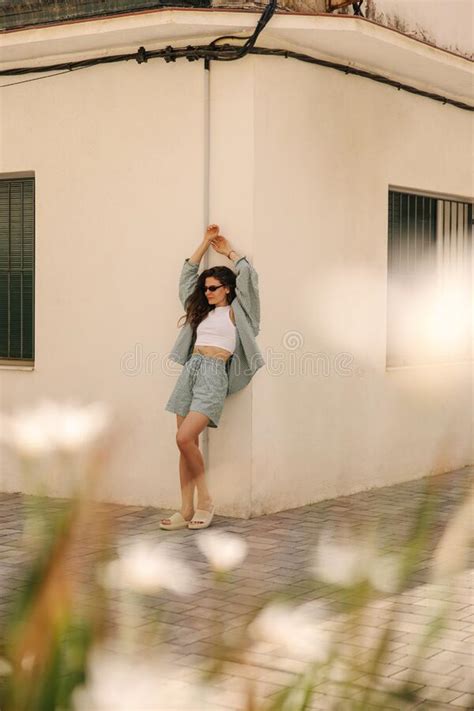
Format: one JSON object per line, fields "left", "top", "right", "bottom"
{"left": 165, "top": 353, "right": 229, "bottom": 428}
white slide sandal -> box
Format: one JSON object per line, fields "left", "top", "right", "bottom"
{"left": 159, "top": 512, "right": 191, "bottom": 530}
{"left": 188, "top": 505, "right": 216, "bottom": 530}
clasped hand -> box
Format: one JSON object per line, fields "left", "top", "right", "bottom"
{"left": 203, "top": 224, "right": 232, "bottom": 256}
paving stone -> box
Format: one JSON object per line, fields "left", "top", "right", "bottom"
{"left": 0, "top": 465, "right": 472, "bottom": 709}
{"left": 417, "top": 686, "right": 468, "bottom": 704}
{"left": 449, "top": 693, "right": 474, "bottom": 707}
{"left": 393, "top": 654, "right": 462, "bottom": 677}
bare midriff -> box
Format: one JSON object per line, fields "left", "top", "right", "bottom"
{"left": 192, "top": 345, "right": 232, "bottom": 362}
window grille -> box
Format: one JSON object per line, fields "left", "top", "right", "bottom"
{"left": 0, "top": 177, "right": 35, "bottom": 364}
{"left": 387, "top": 190, "right": 472, "bottom": 366}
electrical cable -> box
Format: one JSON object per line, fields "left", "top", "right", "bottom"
{"left": 0, "top": 65, "right": 92, "bottom": 88}
{"left": 206, "top": 0, "right": 278, "bottom": 61}
{"left": 0, "top": 0, "right": 471, "bottom": 112}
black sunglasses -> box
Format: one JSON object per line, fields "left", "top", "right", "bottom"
{"left": 203, "top": 285, "right": 224, "bottom": 293}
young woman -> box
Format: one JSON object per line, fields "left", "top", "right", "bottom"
{"left": 160, "top": 224, "right": 264, "bottom": 531}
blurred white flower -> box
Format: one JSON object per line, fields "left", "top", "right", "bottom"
{"left": 368, "top": 553, "right": 404, "bottom": 593}
{"left": 310, "top": 531, "right": 375, "bottom": 587}
{"left": 195, "top": 530, "right": 248, "bottom": 572}
{"left": 73, "top": 647, "right": 248, "bottom": 711}
{"left": 0, "top": 657, "right": 12, "bottom": 676}
{"left": 0, "top": 398, "right": 110, "bottom": 457}
{"left": 310, "top": 531, "right": 403, "bottom": 592}
{"left": 247, "top": 600, "right": 332, "bottom": 662}
{"left": 72, "top": 648, "right": 208, "bottom": 710}
{"left": 100, "top": 541, "right": 196, "bottom": 596}
{"left": 20, "top": 653, "right": 36, "bottom": 671}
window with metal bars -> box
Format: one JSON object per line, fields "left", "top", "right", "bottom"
{"left": 387, "top": 189, "right": 472, "bottom": 367}
{"left": 1, "top": 1, "right": 212, "bottom": 31}
{"left": 0, "top": 177, "right": 35, "bottom": 365}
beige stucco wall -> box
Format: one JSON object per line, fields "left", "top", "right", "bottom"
{"left": 248, "top": 54, "right": 472, "bottom": 513}
{"left": 0, "top": 12, "right": 472, "bottom": 515}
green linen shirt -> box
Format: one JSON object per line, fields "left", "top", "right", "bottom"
{"left": 168, "top": 255, "right": 265, "bottom": 396}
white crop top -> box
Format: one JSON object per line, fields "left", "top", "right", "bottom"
{"left": 194, "top": 305, "right": 237, "bottom": 353}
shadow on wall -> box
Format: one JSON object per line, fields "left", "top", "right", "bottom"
{"left": 364, "top": 0, "right": 473, "bottom": 60}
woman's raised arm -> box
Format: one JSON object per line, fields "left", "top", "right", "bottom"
{"left": 179, "top": 225, "right": 220, "bottom": 308}
{"left": 188, "top": 224, "right": 220, "bottom": 265}
{"left": 233, "top": 256, "right": 261, "bottom": 336}
{"left": 209, "top": 234, "right": 261, "bottom": 335}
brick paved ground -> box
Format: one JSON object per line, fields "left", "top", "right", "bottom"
{"left": 0, "top": 466, "right": 472, "bottom": 710}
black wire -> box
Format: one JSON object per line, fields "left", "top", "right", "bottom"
{"left": 0, "top": 65, "right": 91, "bottom": 88}
{"left": 2, "top": 43, "right": 471, "bottom": 111}
{"left": 207, "top": 0, "right": 277, "bottom": 61}
{"left": 0, "top": 0, "right": 471, "bottom": 113}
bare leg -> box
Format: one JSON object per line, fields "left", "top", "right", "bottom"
{"left": 160, "top": 414, "right": 199, "bottom": 525}
{"left": 175, "top": 411, "right": 214, "bottom": 519}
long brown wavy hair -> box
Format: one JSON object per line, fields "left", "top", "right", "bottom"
{"left": 177, "top": 265, "right": 237, "bottom": 334}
